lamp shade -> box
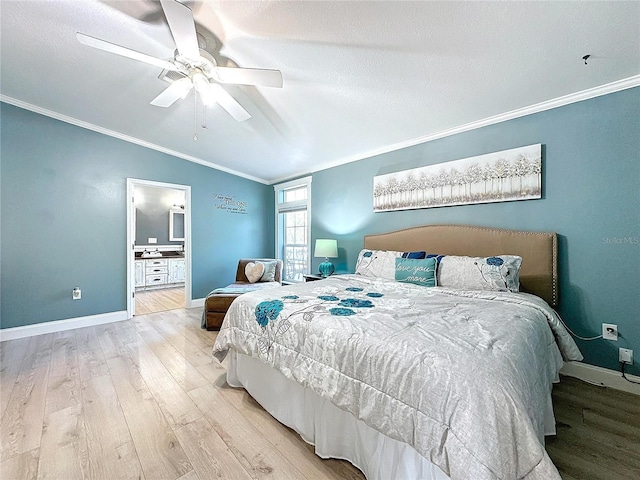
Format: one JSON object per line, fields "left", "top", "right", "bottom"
{"left": 314, "top": 239, "right": 338, "bottom": 258}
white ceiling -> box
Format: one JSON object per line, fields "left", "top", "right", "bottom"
{"left": 1, "top": 1, "right": 639, "bottom": 184}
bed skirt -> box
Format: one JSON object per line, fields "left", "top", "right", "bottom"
{"left": 227, "top": 350, "right": 451, "bottom": 480}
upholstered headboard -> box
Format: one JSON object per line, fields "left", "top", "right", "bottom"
{"left": 364, "top": 224, "right": 558, "bottom": 306}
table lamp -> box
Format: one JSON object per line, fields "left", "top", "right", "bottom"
{"left": 314, "top": 239, "right": 338, "bottom": 277}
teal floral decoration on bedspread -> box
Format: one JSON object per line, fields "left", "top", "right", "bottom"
{"left": 255, "top": 283, "right": 382, "bottom": 355}
{"left": 255, "top": 300, "right": 284, "bottom": 327}
{"left": 339, "top": 298, "right": 374, "bottom": 308}
{"left": 318, "top": 295, "right": 339, "bottom": 301}
{"left": 255, "top": 299, "right": 292, "bottom": 355}
{"left": 329, "top": 307, "right": 356, "bottom": 316}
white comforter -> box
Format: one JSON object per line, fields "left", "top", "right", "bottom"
{"left": 212, "top": 274, "right": 582, "bottom": 480}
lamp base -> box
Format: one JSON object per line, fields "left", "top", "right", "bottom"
{"left": 318, "top": 260, "right": 335, "bottom": 277}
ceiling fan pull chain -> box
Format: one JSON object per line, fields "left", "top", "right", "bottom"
{"left": 202, "top": 103, "right": 208, "bottom": 129}
{"left": 193, "top": 91, "right": 198, "bottom": 141}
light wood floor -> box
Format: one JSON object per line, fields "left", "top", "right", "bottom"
{"left": 134, "top": 287, "right": 185, "bottom": 315}
{"left": 0, "top": 308, "right": 364, "bottom": 480}
{"left": 1, "top": 308, "right": 638, "bottom": 480}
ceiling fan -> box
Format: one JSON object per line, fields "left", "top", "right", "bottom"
{"left": 76, "top": 0, "right": 282, "bottom": 122}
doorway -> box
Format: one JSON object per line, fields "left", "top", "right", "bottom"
{"left": 126, "top": 178, "right": 192, "bottom": 317}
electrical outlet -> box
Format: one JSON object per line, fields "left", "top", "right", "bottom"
{"left": 619, "top": 348, "right": 633, "bottom": 365}
{"left": 72, "top": 287, "right": 81, "bottom": 300}
{"left": 602, "top": 323, "right": 618, "bottom": 341}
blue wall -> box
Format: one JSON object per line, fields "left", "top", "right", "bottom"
{"left": 2, "top": 88, "right": 638, "bottom": 375}
{"left": 1, "top": 103, "right": 274, "bottom": 329}
{"left": 311, "top": 87, "right": 640, "bottom": 375}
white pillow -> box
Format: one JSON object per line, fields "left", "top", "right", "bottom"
{"left": 245, "top": 262, "right": 265, "bottom": 283}
{"left": 437, "top": 255, "right": 522, "bottom": 292}
{"left": 355, "top": 250, "right": 403, "bottom": 280}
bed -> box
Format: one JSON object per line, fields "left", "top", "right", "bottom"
{"left": 212, "top": 225, "right": 582, "bottom": 480}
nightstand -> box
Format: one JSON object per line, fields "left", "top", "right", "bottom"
{"left": 303, "top": 274, "right": 325, "bottom": 282}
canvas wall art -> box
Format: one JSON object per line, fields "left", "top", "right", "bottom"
{"left": 373, "top": 144, "right": 542, "bottom": 212}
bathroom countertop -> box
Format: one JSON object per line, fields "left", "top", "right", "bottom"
{"left": 135, "top": 252, "right": 184, "bottom": 259}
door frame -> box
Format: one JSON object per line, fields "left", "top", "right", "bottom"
{"left": 126, "top": 178, "right": 192, "bottom": 318}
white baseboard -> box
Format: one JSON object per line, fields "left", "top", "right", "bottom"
{"left": 561, "top": 361, "right": 640, "bottom": 395}
{"left": 0, "top": 311, "right": 128, "bottom": 342}
{"left": 190, "top": 298, "right": 205, "bottom": 308}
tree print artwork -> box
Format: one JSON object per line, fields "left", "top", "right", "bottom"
{"left": 373, "top": 144, "right": 542, "bottom": 211}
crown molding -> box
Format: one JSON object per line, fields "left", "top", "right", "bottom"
{"left": 272, "top": 75, "right": 640, "bottom": 184}
{"left": 0, "top": 95, "right": 270, "bottom": 185}
{"left": 3, "top": 75, "right": 638, "bottom": 186}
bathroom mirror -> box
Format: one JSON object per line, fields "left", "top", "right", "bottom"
{"left": 169, "top": 209, "right": 185, "bottom": 241}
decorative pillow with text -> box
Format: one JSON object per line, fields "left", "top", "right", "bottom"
{"left": 395, "top": 257, "right": 437, "bottom": 287}
{"left": 355, "top": 250, "right": 430, "bottom": 279}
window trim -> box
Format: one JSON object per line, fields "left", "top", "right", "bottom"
{"left": 274, "top": 176, "right": 312, "bottom": 282}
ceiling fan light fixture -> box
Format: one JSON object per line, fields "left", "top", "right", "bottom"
{"left": 191, "top": 72, "right": 207, "bottom": 90}
{"left": 191, "top": 72, "right": 216, "bottom": 106}
{"left": 76, "top": 0, "right": 274, "bottom": 122}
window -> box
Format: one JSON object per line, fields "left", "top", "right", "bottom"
{"left": 274, "top": 176, "right": 312, "bottom": 282}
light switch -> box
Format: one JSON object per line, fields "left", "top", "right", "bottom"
{"left": 148, "top": 238, "right": 157, "bottom": 244}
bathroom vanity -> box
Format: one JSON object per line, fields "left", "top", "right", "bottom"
{"left": 134, "top": 249, "right": 185, "bottom": 290}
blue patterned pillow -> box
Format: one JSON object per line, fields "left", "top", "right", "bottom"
{"left": 426, "top": 253, "right": 446, "bottom": 264}
{"left": 395, "top": 257, "right": 437, "bottom": 287}
{"left": 402, "top": 251, "right": 427, "bottom": 259}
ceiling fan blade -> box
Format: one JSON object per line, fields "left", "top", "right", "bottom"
{"left": 201, "top": 83, "right": 251, "bottom": 122}
{"left": 76, "top": 32, "right": 178, "bottom": 71}
{"left": 214, "top": 67, "right": 283, "bottom": 88}
{"left": 150, "top": 77, "right": 193, "bottom": 107}
{"left": 160, "top": 0, "right": 200, "bottom": 63}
